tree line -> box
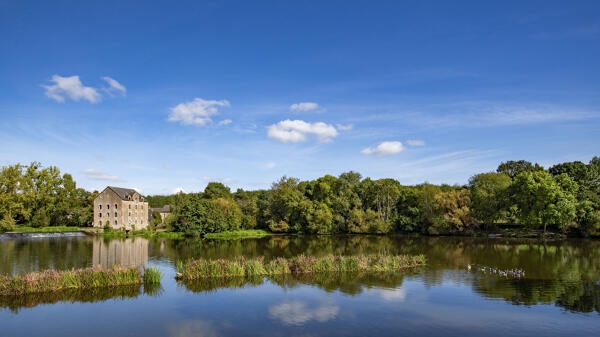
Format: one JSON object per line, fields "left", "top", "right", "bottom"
{"left": 0, "top": 162, "right": 96, "bottom": 231}
{"left": 158, "top": 157, "right": 600, "bottom": 237}
{"left": 2, "top": 157, "right": 599, "bottom": 236}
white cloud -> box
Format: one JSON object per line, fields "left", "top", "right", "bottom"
{"left": 268, "top": 301, "right": 339, "bottom": 326}
{"left": 172, "top": 187, "right": 185, "bottom": 194}
{"left": 290, "top": 102, "right": 319, "bottom": 112}
{"left": 168, "top": 98, "right": 230, "bottom": 126}
{"left": 377, "top": 288, "right": 407, "bottom": 301}
{"left": 361, "top": 141, "right": 405, "bottom": 156}
{"left": 43, "top": 75, "right": 101, "bottom": 103}
{"left": 336, "top": 123, "right": 354, "bottom": 131}
{"left": 406, "top": 140, "right": 425, "bottom": 146}
{"left": 218, "top": 119, "right": 232, "bottom": 126}
{"left": 83, "top": 169, "right": 124, "bottom": 182}
{"left": 132, "top": 187, "right": 142, "bottom": 194}
{"left": 267, "top": 119, "right": 339, "bottom": 143}
{"left": 264, "top": 161, "right": 276, "bottom": 169}
{"left": 102, "top": 76, "right": 126, "bottom": 95}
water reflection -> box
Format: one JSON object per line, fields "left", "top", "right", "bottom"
{"left": 1, "top": 233, "right": 600, "bottom": 317}
{"left": 269, "top": 300, "right": 339, "bottom": 325}
{"left": 0, "top": 282, "right": 163, "bottom": 313}
{"left": 92, "top": 237, "right": 149, "bottom": 268}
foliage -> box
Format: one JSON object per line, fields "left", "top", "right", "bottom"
{"left": 497, "top": 160, "right": 544, "bottom": 178}
{"left": 469, "top": 172, "right": 512, "bottom": 228}
{"left": 429, "top": 189, "right": 477, "bottom": 234}
{"left": 510, "top": 171, "right": 578, "bottom": 233}
{"left": 0, "top": 162, "right": 94, "bottom": 229}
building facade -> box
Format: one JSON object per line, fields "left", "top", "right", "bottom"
{"left": 148, "top": 205, "right": 171, "bottom": 224}
{"left": 93, "top": 186, "right": 149, "bottom": 230}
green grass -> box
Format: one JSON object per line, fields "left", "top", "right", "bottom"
{"left": 204, "top": 229, "right": 273, "bottom": 240}
{"left": 143, "top": 267, "right": 162, "bottom": 285}
{"left": 0, "top": 265, "right": 163, "bottom": 296}
{"left": 10, "top": 226, "right": 80, "bottom": 233}
{"left": 99, "top": 229, "right": 184, "bottom": 239}
{"left": 175, "top": 254, "right": 426, "bottom": 281}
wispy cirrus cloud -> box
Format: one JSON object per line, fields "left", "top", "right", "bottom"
{"left": 101, "top": 76, "right": 127, "bottom": 96}
{"left": 83, "top": 169, "right": 124, "bottom": 182}
{"left": 43, "top": 75, "right": 127, "bottom": 103}
{"left": 43, "top": 75, "right": 101, "bottom": 103}
{"left": 361, "top": 141, "right": 404, "bottom": 156}
{"left": 406, "top": 140, "right": 425, "bottom": 146}
{"left": 268, "top": 119, "right": 339, "bottom": 143}
{"left": 168, "top": 98, "right": 230, "bottom": 126}
{"left": 290, "top": 102, "right": 320, "bottom": 112}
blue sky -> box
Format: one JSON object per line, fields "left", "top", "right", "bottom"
{"left": 1, "top": 0, "right": 599, "bottom": 194}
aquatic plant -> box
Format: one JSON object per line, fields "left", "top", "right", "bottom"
{"left": 175, "top": 254, "right": 426, "bottom": 281}
{"left": 0, "top": 266, "right": 150, "bottom": 296}
{"left": 143, "top": 267, "right": 162, "bottom": 284}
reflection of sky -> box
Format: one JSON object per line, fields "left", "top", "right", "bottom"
{"left": 2, "top": 263, "right": 600, "bottom": 336}
{"left": 269, "top": 300, "right": 339, "bottom": 325}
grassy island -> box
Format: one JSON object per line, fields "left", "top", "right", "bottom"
{"left": 0, "top": 266, "right": 162, "bottom": 296}
{"left": 175, "top": 254, "right": 426, "bottom": 281}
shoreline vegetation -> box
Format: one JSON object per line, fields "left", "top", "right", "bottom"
{"left": 0, "top": 266, "right": 162, "bottom": 296}
{"left": 203, "top": 229, "right": 272, "bottom": 240}
{"left": 1, "top": 158, "right": 599, "bottom": 239}
{"left": 175, "top": 254, "right": 426, "bottom": 281}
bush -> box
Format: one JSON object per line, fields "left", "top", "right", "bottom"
{"left": 0, "top": 214, "right": 16, "bottom": 232}
{"left": 269, "top": 220, "right": 290, "bottom": 233}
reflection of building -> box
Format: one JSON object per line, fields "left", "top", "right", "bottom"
{"left": 148, "top": 205, "right": 171, "bottom": 224}
{"left": 93, "top": 186, "right": 149, "bottom": 230}
{"left": 92, "top": 237, "right": 149, "bottom": 268}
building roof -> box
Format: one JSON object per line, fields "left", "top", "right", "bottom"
{"left": 150, "top": 205, "right": 171, "bottom": 213}
{"left": 106, "top": 186, "right": 141, "bottom": 201}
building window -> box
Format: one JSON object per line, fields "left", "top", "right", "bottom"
{"left": 99, "top": 213, "right": 102, "bottom": 218}
{"left": 107, "top": 204, "right": 110, "bottom": 209}
{"left": 99, "top": 205, "right": 102, "bottom": 210}
{"left": 115, "top": 212, "right": 117, "bottom": 217}
{"left": 129, "top": 205, "right": 131, "bottom": 209}
{"left": 115, "top": 204, "right": 118, "bottom": 209}
{"left": 106, "top": 213, "right": 109, "bottom": 218}
{"left": 114, "top": 220, "right": 117, "bottom": 225}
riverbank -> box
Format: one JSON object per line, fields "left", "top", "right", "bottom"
{"left": 204, "top": 229, "right": 272, "bottom": 240}
{"left": 0, "top": 266, "right": 161, "bottom": 296}
{"left": 4, "top": 226, "right": 80, "bottom": 234}
{"left": 175, "top": 254, "right": 426, "bottom": 281}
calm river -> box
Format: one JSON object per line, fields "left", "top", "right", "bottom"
{"left": 0, "top": 234, "right": 599, "bottom": 336}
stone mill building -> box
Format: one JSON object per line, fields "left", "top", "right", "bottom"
{"left": 93, "top": 186, "right": 149, "bottom": 230}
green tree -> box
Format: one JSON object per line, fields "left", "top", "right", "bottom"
{"left": 510, "top": 171, "right": 578, "bottom": 234}
{"left": 203, "top": 182, "right": 231, "bottom": 199}
{"left": 497, "top": 160, "right": 544, "bottom": 178}
{"left": 469, "top": 172, "right": 512, "bottom": 228}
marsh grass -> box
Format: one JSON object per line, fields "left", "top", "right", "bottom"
{"left": 143, "top": 267, "right": 162, "bottom": 284}
{"left": 176, "top": 254, "right": 426, "bottom": 281}
{"left": 0, "top": 265, "right": 163, "bottom": 296}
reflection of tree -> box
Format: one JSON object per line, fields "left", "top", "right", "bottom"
{"left": 0, "top": 285, "right": 143, "bottom": 313}
{"left": 180, "top": 271, "right": 410, "bottom": 296}
{"left": 473, "top": 278, "right": 600, "bottom": 314}
{"left": 158, "top": 235, "right": 600, "bottom": 313}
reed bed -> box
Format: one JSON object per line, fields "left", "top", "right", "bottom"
{"left": 0, "top": 266, "right": 163, "bottom": 296}
{"left": 175, "top": 254, "right": 426, "bottom": 281}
